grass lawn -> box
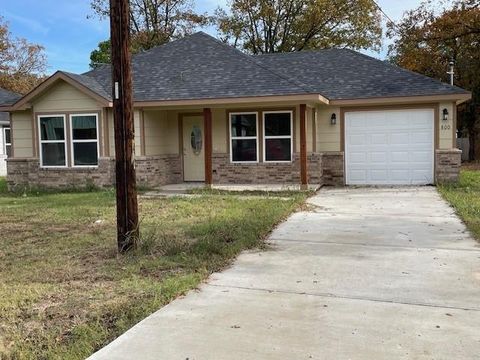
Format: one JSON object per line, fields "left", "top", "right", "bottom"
{"left": 438, "top": 169, "right": 480, "bottom": 240}
{"left": 0, "top": 177, "right": 309, "bottom": 359}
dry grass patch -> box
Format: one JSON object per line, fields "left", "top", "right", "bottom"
{"left": 0, "top": 178, "right": 308, "bottom": 359}
{"left": 438, "top": 170, "right": 480, "bottom": 241}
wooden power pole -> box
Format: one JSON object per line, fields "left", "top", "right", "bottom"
{"left": 109, "top": 0, "right": 139, "bottom": 253}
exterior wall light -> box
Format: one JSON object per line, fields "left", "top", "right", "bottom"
{"left": 442, "top": 108, "right": 449, "bottom": 121}
{"left": 331, "top": 113, "right": 337, "bottom": 125}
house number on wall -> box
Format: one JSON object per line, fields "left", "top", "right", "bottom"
{"left": 441, "top": 124, "right": 451, "bottom": 131}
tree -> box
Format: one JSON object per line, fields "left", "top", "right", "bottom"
{"left": 213, "top": 0, "right": 382, "bottom": 54}
{"left": 0, "top": 17, "right": 47, "bottom": 94}
{"left": 89, "top": 0, "right": 208, "bottom": 68}
{"left": 388, "top": 0, "right": 480, "bottom": 159}
{"left": 90, "top": 39, "right": 112, "bottom": 68}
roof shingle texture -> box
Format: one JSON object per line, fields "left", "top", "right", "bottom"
{"left": 3, "top": 32, "right": 468, "bottom": 106}
{"left": 63, "top": 72, "right": 112, "bottom": 100}
{"left": 0, "top": 87, "right": 21, "bottom": 106}
{"left": 84, "top": 32, "right": 310, "bottom": 102}
{"left": 255, "top": 49, "right": 468, "bottom": 100}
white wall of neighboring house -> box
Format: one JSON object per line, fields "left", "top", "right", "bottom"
{"left": 0, "top": 121, "right": 10, "bottom": 176}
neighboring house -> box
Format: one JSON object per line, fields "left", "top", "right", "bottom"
{"left": 0, "top": 88, "right": 21, "bottom": 176}
{"left": 0, "top": 32, "right": 471, "bottom": 189}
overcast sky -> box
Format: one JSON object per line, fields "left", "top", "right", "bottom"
{"left": 0, "top": 0, "right": 433, "bottom": 74}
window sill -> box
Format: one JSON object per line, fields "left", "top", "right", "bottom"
{"left": 39, "top": 166, "right": 99, "bottom": 170}
{"left": 263, "top": 161, "right": 293, "bottom": 164}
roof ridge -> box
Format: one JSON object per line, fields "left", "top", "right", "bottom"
{"left": 255, "top": 48, "right": 340, "bottom": 57}
{"left": 195, "top": 32, "right": 317, "bottom": 95}
{"left": 82, "top": 34, "right": 199, "bottom": 76}
{"left": 129, "top": 32, "right": 212, "bottom": 62}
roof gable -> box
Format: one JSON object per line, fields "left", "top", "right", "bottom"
{"left": 7, "top": 71, "right": 111, "bottom": 111}
{"left": 32, "top": 79, "right": 103, "bottom": 112}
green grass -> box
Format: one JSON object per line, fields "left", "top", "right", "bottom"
{"left": 0, "top": 177, "right": 308, "bottom": 359}
{"left": 0, "top": 177, "right": 7, "bottom": 194}
{"left": 438, "top": 170, "right": 480, "bottom": 241}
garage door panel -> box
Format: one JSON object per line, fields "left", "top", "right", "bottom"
{"left": 411, "top": 150, "right": 432, "bottom": 163}
{"left": 390, "top": 169, "right": 410, "bottom": 182}
{"left": 391, "top": 151, "right": 409, "bottom": 162}
{"left": 390, "top": 132, "right": 410, "bottom": 145}
{"left": 345, "top": 109, "right": 434, "bottom": 185}
{"left": 370, "top": 152, "right": 387, "bottom": 163}
{"left": 412, "top": 169, "right": 433, "bottom": 182}
{"left": 348, "top": 134, "right": 367, "bottom": 146}
{"left": 369, "top": 116, "right": 388, "bottom": 127}
{"left": 349, "top": 169, "right": 367, "bottom": 182}
{"left": 412, "top": 131, "right": 432, "bottom": 144}
{"left": 370, "top": 169, "right": 388, "bottom": 181}
{"left": 348, "top": 117, "right": 367, "bottom": 127}
{"left": 349, "top": 151, "right": 367, "bottom": 163}
{"left": 371, "top": 133, "right": 388, "bottom": 145}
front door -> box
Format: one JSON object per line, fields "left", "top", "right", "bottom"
{"left": 182, "top": 115, "right": 205, "bottom": 182}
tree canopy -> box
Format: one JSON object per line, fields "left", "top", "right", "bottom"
{"left": 388, "top": 0, "right": 480, "bottom": 159}
{"left": 0, "top": 17, "right": 47, "bottom": 94}
{"left": 213, "top": 0, "right": 383, "bottom": 54}
{"left": 89, "top": 0, "right": 208, "bottom": 68}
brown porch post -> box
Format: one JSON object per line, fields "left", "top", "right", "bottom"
{"left": 299, "top": 104, "right": 308, "bottom": 188}
{"left": 203, "top": 108, "right": 213, "bottom": 185}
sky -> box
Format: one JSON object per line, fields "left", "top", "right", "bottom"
{"left": 0, "top": 0, "right": 433, "bottom": 75}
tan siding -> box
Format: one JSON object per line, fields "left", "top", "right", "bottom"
{"left": 438, "top": 102, "right": 455, "bottom": 149}
{"left": 212, "top": 108, "right": 227, "bottom": 153}
{"left": 306, "top": 107, "right": 313, "bottom": 153}
{"left": 107, "top": 109, "right": 142, "bottom": 156}
{"left": 167, "top": 111, "right": 180, "bottom": 154}
{"left": 316, "top": 106, "right": 341, "bottom": 152}
{"left": 144, "top": 110, "right": 167, "bottom": 155}
{"left": 11, "top": 110, "right": 33, "bottom": 157}
{"left": 134, "top": 110, "right": 141, "bottom": 156}
{"left": 33, "top": 81, "right": 101, "bottom": 112}
{"left": 108, "top": 110, "right": 115, "bottom": 156}
{"left": 143, "top": 110, "right": 179, "bottom": 155}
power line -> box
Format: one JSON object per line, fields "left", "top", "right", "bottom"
{"left": 370, "top": 0, "right": 399, "bottom": 32}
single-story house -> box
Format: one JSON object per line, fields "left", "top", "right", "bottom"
{"left": 0, "top": 32, "right": 471, "bottom": 189}
{"left": 0, "top": 88, "right": 20, "bottom": 176}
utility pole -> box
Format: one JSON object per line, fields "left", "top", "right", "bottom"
{"left": 110, "top": 0, "right": 139, "bottom": 253}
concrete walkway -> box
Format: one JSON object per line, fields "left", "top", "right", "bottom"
{"left": 89, "top": 187, "right": 480, "bottom": 360}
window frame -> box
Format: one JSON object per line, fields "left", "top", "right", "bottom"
{"left": 263, "top": 110, "right": 294, "bottom": 163}
{"left": 38, "top": 114, "right": 68, "bottom": 168}
{"left": 3, "top": 127, "right": 11, "bottom": 157}
{"left": 229, "top": 111, "right": 259, "bottom": 164}
{"left": 69, "top": 113, "right": 100, "bottom": 168}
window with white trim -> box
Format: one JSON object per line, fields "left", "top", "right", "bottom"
{"left": 263, "top": 111, "right": 293, "bottom": 162}
{"left": 230, "top": 112, "right": 258, "bottom": 163}
{"left": 3, "top": 127, "right": 11, "bottom": 157}
{"left": 39, "top": 115, "right": 67, "bottom": 167}
{"left": 70, "top": 114, "right": 99, "bottom": 167}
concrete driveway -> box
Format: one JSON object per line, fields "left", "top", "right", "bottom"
{"left": 89, "top": 187, "right": 480, "bottom": 359}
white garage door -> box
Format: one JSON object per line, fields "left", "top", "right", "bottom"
{"left": 345, "top": 109, "right": 434, "bottom": 185}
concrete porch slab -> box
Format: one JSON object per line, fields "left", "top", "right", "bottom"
{"left": 143, "top": 183, "right": 321, "bottom": 197}
{"left": 212, "top": 184, "right": 321, "bottom": 192}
